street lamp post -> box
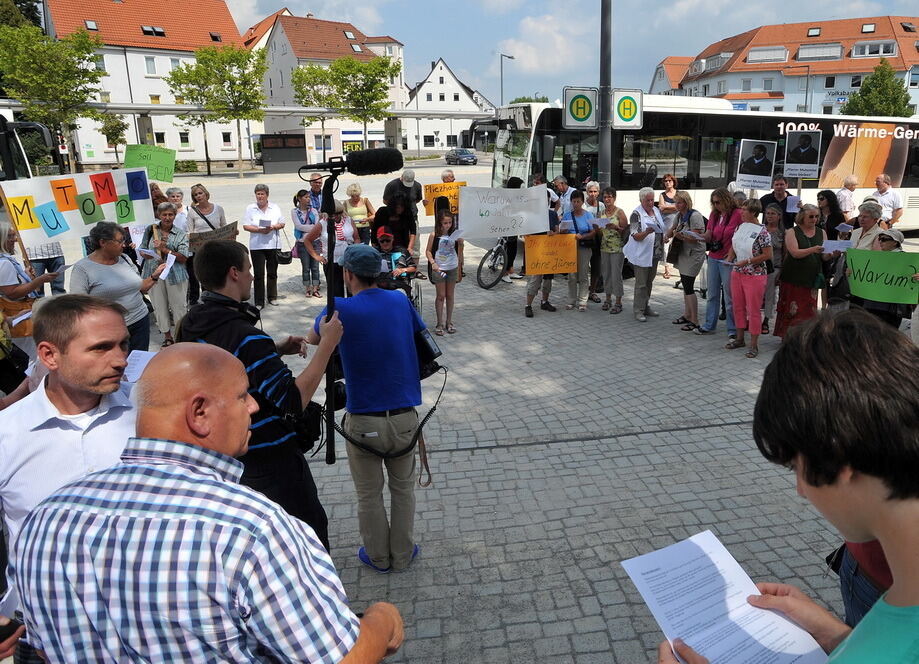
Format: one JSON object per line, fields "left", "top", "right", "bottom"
{"left": 500, "top": 53, "right": 515, "bottom": 106}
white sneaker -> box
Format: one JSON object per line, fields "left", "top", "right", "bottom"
{"left": 501, "top": 275, "right": 512, "bottom": 283}
{"left": 509, "top": 272, "right": 524, "bottom": 280}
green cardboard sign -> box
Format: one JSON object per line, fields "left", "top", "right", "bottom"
{"left": 76, "top": 191, "right": 104, "bottom": 224}
{"left": 115, "top": 195, "right": 135, "bottom": 224}
{"left": 123, "top": 144, "right": 177, "bottom": 182}
{"left": 846, "top": 248, "right": 919, "bottom": 305}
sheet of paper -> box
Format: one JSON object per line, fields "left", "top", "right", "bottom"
{"left": 558, "top": 220, "right": 573, "bottom": 232}
{"left": 835, "top": 223, "right": 854, "bottom": 233}
{"left": 622, "top": 531, "right": 827, "bottom": 664}
{"left": 10, "top": 310, "right": 32, "bottom": 327}
{"left": 259, "top": 218, "right": 272, "bottom": 227}
{"left": 158, "top": 252, "right": 177, "bottom": 281}
{"left": 123, "top": 350, "right": 157, "bottom": 383}
{"left": 785, "top": 195, "right": 800, "bottom": 213}
{"left": 682, "top": 230, "right": 706, "bottom": 241}
{"left": 823, "top": 240, "right": 852, "bottom": 254}
{"left": 448, "top": 228, "right": 465, "bottom": 242}
{"left": 137, "top": 248, "right": 158, "bottom": 259}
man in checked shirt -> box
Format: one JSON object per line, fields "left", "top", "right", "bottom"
{"left": 13, "top": 343, "right": 403, "bottom": 663}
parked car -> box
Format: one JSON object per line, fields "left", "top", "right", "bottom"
{"left": 445, "top": 148, "right": 477, "bottom": 165}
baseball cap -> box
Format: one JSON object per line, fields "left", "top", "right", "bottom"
{"left": 376, "top": 226, "right": 394, "bottom": 240}
{"left": 342, "top": 244, "right": 382, "bottom": 277}
{"left": 400, "top": 170, "right": 415, "bottom": 186}
{"left": 878, "top": 228, "right": 905, "bottom": 245}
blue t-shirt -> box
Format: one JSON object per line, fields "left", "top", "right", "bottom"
{"left": 313, "top": 288, "right": 425, "bottom": 414}
{"left": 561, "top": 210, "right": 595, "bottom": 235}
{"left": 827, "top": 594, "right": 919, "bottom": 663}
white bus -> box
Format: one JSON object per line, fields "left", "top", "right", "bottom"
{"left": 480, "top": 96, "right": 919, "bottom": 230}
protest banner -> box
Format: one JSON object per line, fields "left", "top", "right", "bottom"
{"left": 735, "top": 139, "right": 777, "bottom": 191}
{"left": 525, "top": 234, "right": 577, "bottom": 275}
{"left": 846, "top": 248, "right": 919, "bottom": 305}
{"left": 124, "top": 144, "right": 177, "bottom": 182}
{"left": 457, "top": 184, "right": 550, "bottom": 238}
{"left": 783, "top": 130, "right": 822, "bottom": 179}
{"left": 423, "top": 181, "right": 466, "bottom": 216}
{"left": 0, "top": 167, "right": 155, "bottom": 263}
{"left": 187, "top": 221, "right": 239, "bottom": 251}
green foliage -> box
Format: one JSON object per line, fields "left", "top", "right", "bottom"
{"left": 0, "top": 0, "right": 28, "bottom": 27}
{"left": 12, "top": 0, "right": 39, "bottom": 25}
{"left": 509, "top": 95, "right": 549, "bottom": 104}
{"left": 175, "top": 159, "right": 198, "bottom": 173}
{"left": 98, "top": 114, "right": 128, "bottom": 146}
{"left": 841, "top": 59, "right": 912, "bottom": 117}
{"left": 291, "top": 63, "right": 336, "bottom": 125}
{"left": 327, "top": 56, "right": 400, "bottom": 129}
{"left": 18, "top": 127, "right": 53, "bottom": 168}
{"left": 0, "top": 25, "right": 105, "bottom": 135}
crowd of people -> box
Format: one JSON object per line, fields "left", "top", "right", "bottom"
{"left": 0, "top": 164, "right": 917, "bottom": 663}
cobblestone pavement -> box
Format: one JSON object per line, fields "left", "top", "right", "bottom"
{"left": 153, "top": 166, "right": 854, "bottom": 662}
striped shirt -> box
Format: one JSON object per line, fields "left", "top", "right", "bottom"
{"left": 15, "top": 437, "right": 359, "bottom": 663}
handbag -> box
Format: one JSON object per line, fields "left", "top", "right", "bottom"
{"left": 666, "top": 222, "right": 684, "bottom": 266}
{"left": 276, "top": 229, "right": 293, "bottom": 265}
{"left": 0, "top": 297, "right": 34, "bottom": 338}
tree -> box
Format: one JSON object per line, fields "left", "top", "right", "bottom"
{"left": 290, "top": 63, "right": 337, "bottom": 162}
{"left": 841, "top": 59, "right": 912, "bottom": 117}
{"left": 179, "top": 45, "right": 267, "bottom": 179}
{"left": 165, "top": 64, "right": 217, "bottom": 175}
{"left": 509, "top": 95, "right": 549, "bottom": 104}
{"left": 98, "top": 114, "right": 129, "bottom": 165}
{"left": 326, "top": 56, "right": 401, "bottom": 149}
{"left": 0, "top": 0, "right": 28, "bottom": 27}
{"left": 0, "top": 25, "right": 105, "bottom": 172}
{"left": 12, "top": 0, "right": 39, "bottom": 26}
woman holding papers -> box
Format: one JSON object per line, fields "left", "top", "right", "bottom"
{"left": 139, "top": 203, "right": 189, "bottom": 347}
{"left": 623, "top": 187, "right": 665, "bottom": 321}
{"left": 71, "top": 221, "right": 166, "bottom": 352}
{"left": 725, "top": 199, "right": 773, "bottom": 358}
{"left": 693, "top": 188, "right": 742, "bottom": 338}
{"left": 762, "top": 204, "right": 785, "bottom": 335}
{"left": 560, "top": 189, "right": 597, "bottom": 312}
{"left": 665, "top": 191, "right": 706, "bottom": 331}
{"left": 773, "top": 205, "right": 826, "bottom": 338}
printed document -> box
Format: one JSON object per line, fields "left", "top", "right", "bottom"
{"left": 622, "top": 531, "right": 827, "bottom": 664}
{"left": 822, "top": 240, "right": 852, "bottom": 254}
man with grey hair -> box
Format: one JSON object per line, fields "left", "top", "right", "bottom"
{"left": 553, "top": 175, "right": 574, "bottom": 217}
{"left": 242, "top": 183, "right": 286, "bottom": 308}
{"left": 0, "top": 294, "right": 136, "bottom": 663}
{"left": 870, "top": 173, "right": 902, "bottom": 227}
{"left": 626, "top": 187, "right": 665, "bottom": 321}
{"left": 441, "top": 169, "right": 455, "bottom": 183}
{"left": 837, "top": 175, "right": 858, "bottom": 219}
{"left": 383, "top": 169, "right": 424, "bottom": 228}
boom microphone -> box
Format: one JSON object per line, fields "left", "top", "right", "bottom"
{"left": 299, "top": 147, "right": 404, "bottom": 179}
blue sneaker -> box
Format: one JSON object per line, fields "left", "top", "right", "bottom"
{"left": 358, "top": 547, "right": 391, "bottom": 573}
{"left": 392, "top": 544, "right": 421, "bottom": 572}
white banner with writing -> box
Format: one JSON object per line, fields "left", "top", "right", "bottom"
{"left": 457, "top": 184, "right": 550, "bottom": 238}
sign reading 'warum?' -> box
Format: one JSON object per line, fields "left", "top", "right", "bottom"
{"left": 846, "top": 248, "right": 919, "bottom": 305}
{"left": 457, "top": 184, "right": 550, "bottom": 238}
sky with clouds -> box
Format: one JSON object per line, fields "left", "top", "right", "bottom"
{"left": 228, "top": 0, "right": 917, "bottom": 106}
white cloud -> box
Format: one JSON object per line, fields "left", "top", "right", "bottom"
{"left": 495, "top": 13, "right": 593, "bottom": 76}
{"left": 474, "top": 0, "right": 526, "bottom": 14}
{"left": 227, "top": 0, "right": 263, "bottom": 33}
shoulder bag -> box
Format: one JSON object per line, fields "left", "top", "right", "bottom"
{"left": 276, "top": 229, "right": 293, "bottom": 265}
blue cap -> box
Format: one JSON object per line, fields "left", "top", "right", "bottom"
{"left": 342, "top": 243, "right": 382, "bottom": 277}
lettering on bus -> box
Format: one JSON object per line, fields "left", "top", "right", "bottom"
{"left": 777, "top": 121, "right": 919, "bottom": 141}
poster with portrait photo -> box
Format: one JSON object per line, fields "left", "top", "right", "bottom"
{"left": 784, "top": 130, "right": 822, "bottom": 179}
{"left": 735, "top": 139, "right": 777, "bottom": 190}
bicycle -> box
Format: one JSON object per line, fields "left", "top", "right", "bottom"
{"left": 476, "top": 237, "right": 508, "bottom": 289}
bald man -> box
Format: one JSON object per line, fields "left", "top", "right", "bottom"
{"left": 14, "top": 343, "right": 403, "bottom": 664}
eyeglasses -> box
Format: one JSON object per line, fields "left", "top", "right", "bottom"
{"left": 379, "top": 237, "right": 393, "bottom": 242}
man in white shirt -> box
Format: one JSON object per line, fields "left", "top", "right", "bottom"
{"left": 0, "top": 294, "right": 136, "bottom": 662}
{"left": 242, "top": 183, "right": 286, "bottom": 308}
{"left": 871, "top": 173, "right": 902, "bottom": 228}
{"left": 836, "top": 175, "right": 858, "bottom": 219}
{"left": 552, "top": 175, "right": 574, "bottom": 217}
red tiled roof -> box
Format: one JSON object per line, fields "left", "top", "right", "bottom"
{"left": 659, "top": 56, "right": 692, "bottom": 88}
{"left": 279, "top": 15, "right": 380, "bottom": 62}
{"left": 364, "top": 35, "right": 403, "bottom": 45}
{"left": 243, "top": 7, "right": 290, "bottom": 49}
{"left": 46, "top": 0, "right": 241, "bottom": 51}
{"left": 682, "top": 16, "right": 919, "bottom": 82}
{"left": 717, "top": 92, "right": 785, "bottom": 100}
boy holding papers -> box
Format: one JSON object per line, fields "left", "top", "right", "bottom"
{"left": 659, "top": 308, "right": 919, "bottom": 663}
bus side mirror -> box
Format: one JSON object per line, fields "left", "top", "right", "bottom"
{"left": 538, "top": 135, "right": 556, "bottom": 164}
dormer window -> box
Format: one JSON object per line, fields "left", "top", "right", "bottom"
{"left": 142, "top": 26, "right": 166, "bottom": 37}
{"left": 344, "top": 30, "right": 355, "bottom": 39}
{"left": 351, "top": 44, "right": 362, "bottom": 52}
{"left": 807, "top": 27, "right": 820, "bottom": 37}
{"left": 152, "top": 27, "right": 165, "bottom": 37}
{"left": 853, "top": 41, "right": 897, "bottom": 57}
{"left": 209, "top": 32, "right": 222, "bottom": 42}
{"left": 902, "top": 22, "right": 917, "bottom": 33}
{"left": 85, "top": 20, "right": 98, "bottom": 30}
{"left": 141, "top": 26, "right": 154, "bottom": 35}
{"left": 861, "top": 23, "right": 876, "bottom": 34}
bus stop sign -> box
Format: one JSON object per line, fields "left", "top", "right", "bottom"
{"left": 613, "top": 89, "right": 643, "bottom": 130}
{"left": 563, "top": 87, "right": 599, "bottom": 130}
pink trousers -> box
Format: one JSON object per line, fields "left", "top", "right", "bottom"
{"left": 730, "top": 271, "right": 767, "bottom": 333}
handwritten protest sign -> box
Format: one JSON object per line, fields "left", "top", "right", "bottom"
{"left": 846, "top": 248, "right": 919, "bottom": 305}
{"left": 0, "top": 167, "right": 154, "bottom": 263}
{"left": 187, "top": 221, "right": 239, "bottom": 251}
{"left": 457, "top": 184, "right": 550, "bottom": 238}
{"left": 525, "top": 234, "right": 577, "bottom": 275}
{"left": 124, "top": 144, "right": 177, "bottom": 182}
{"left": 423, "top": 181, "right": 466, "bottom": 216}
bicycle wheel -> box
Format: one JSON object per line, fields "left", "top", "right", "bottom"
{"left": 476, "top": 245, "right": 507, "bottom": 289}
{"left": 412, "top": 278, "right": 423, "bottom": 313}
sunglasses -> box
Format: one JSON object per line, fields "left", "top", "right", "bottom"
{"left": 879, "top": 236, "right": 897, "bottom": 242}
{"left": 379, "top": 237, "right": 393, "bottom": 242}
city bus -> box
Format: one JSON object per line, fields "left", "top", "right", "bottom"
{"left": 479, "top": 96, "right": 919, "bottom": 230}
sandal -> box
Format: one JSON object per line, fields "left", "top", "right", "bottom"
{"left": 566, "top": 304, "right": 575, "bottom": 310}
{"left": 589, "top": 293, "right": 601, "bottom": 303}
{"left": 745, "top": 348, "right": 759, "bottom": 359}
{"left": 601, "top": 301, "right": 610, "bottom": 311}
{"left": 680, "top": 322, "right": 697, "bottom": 331}
{"left": 161, "top": 338, "right": 174, "bottom": 348}
{"left": 434, "top": 325, "right": 445, "bottom": 336}
{"left": 724, "top": 339, "right": 746, "bottom": 350}
{"left": 672, "top": 316, "right": 690, "bottom": 325}
{"left": 446, "top": 324, "right": 456, "bottom": 334}
{"left": 578, "top": 305, "right": 587, "bottom": 312}
{"left": 610, "top": 303, "right": 623, "bottom": 314}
